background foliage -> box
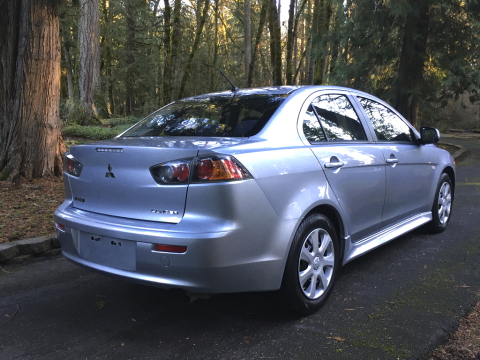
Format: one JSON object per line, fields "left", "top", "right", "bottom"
{"left": 60, "top": 0, "right": 480, "bottom": 129}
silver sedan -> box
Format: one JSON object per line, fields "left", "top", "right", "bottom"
{"left": 55, "top": 86, "right": 455, "bottom": 315}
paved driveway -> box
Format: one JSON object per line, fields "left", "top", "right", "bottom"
{"left": 1, "top": 136, "right": 479, "bottom": 360}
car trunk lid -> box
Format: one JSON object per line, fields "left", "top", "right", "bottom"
{"left": 66, "top": 138, "right": 243, "bottom": 223}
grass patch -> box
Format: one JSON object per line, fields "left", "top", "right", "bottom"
{"left": 62, "top": 116, "right": 139, "bottom": 140}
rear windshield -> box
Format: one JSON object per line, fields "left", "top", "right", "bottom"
{"left": 121, "top": 93, "right": 288, "bottom": 137}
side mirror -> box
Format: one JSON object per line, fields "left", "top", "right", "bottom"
{"left": 419, "top": 127, "right": 440, "bottom": 144}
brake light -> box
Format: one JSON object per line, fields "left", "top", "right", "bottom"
{"left": 64, "top": 152, "right": 83, "bottom": 177}
{"left": 195, "top": 157, "right": 249, "bottom": 181}
{"left": 150, "top": 155, "right": 252, "bottom": 185}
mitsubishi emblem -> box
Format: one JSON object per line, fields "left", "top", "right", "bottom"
{"left": 105, "top": 164, "right": 115, "bottom": 178}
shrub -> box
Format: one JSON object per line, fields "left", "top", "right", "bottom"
{"left": 103, "top": 116, "right": 139, "bottom": 127}
{"left": 63, "top": 125, "right": 130, "bottom": 140}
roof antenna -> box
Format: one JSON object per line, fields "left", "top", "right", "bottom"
{"left": 220, "top": 71, "right": 239, "bottom": 93}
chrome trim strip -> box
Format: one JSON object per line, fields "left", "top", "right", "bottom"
{"left": 343, "top": 212, "right": 432, "bottom": 264}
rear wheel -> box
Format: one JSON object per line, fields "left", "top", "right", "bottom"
{"left": 282, "top": 213, "right": 340, "bottom": 315}
{"left": 430, "top": 173, "right": 453, "bottom": 233}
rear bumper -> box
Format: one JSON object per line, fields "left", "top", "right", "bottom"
{"left": 54, "top": 185, "right": 297, "bottom": 293}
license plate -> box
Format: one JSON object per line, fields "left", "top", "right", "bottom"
{"left": 79, "top": 233, "right": 136, "bottom": 271}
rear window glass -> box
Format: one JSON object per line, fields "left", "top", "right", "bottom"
{"left": 121, "top": 94, "right": 288, "bottom": 137}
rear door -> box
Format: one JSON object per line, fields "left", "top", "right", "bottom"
{"left": 355, "top": 96, "right": 434, "bottom": 226}
{"left": 301, "top": 92, "right": 386, "bottom": 242}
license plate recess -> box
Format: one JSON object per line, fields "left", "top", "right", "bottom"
{"left": 79, "top": 233, "right": 136, "bottom": 271}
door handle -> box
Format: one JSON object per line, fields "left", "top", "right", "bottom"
{"left": 325, "top": 161, "right": 345, "bottom": 168}
{"left": 386, "top": 158, "right": 399, "bottom": 164}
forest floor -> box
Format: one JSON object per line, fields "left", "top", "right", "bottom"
{"left": 0, "top": 136, "right": 479, "bottom": 358}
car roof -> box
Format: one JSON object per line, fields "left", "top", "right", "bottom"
{"left": 188, "top": 86, "right": 303, "bottom": 99}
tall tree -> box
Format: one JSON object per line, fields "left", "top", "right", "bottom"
{"left": 163, "top": 0, "right": 181, "bottom": 103}
{"left": 268, "top": 0, "right": 282, "bottom": 85}
{"left": 248, "top": 0, "right": 268, "bottom": 87}
{"left": 78, "top": 0, "right": 101, "bottom": 121}
{"left": 0, "top": 0, "right": 65, "bottom": 182}
{"left": 312, "top": 0, "right": 332, "bottom": 85}
{"left": 124, "top": 0, "right": 136, "bottom": 115}
{"left": 394, "top": 0, "right": 430, "bottom": 127}
{"left": 244, "top": 0, "right": 252, "bottom": 85}
{"left": 178, "top": 0, "right": 210, "bottom": 98}
{"left": 162, "top": 0, "right": 172, "bottom": 105}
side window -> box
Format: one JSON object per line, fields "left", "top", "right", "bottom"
{"left": 304, "top": 94, "right": 366, "bottom": 141}
{"left": 303, "top": 105, "right": 326, "bottom": 142}
{"left": 358, "top": 97, "right": 413, "bottom": 142}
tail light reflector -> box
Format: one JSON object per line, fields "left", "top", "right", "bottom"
{"left": 64, "top": 152, "right": 83, "bottom": 177}
{"left": 155, "top": 244, "right": 187, "bottom": 253}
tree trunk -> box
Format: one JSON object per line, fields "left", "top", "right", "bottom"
{"left": 0, "top": 0, "right": 65, "bottom": 182}
{"left": 286, "top": 0, "right": 308, "bottom": 85}
{"left": 124, "top": 0, "right": 135, "bottom": 115}
{"left": 244, "top": 0, "right": 252, "bottom": 86}
{"left": 209, "top": 0, "right": 220, "bottom": 92}
{"left": 178, "top": 0, "right": 210, "bottom": 99}
{"left": 268, "top": 0, "right": 282, "bottom": 85}
{"left": 62, "top": 38, "right": 75, "bottom": 105}
{"left": 247, "top": 0, "right": 267, "bottom": 87}
{"left": 102, "top": 0, "right": 114, "bottom": 115}
{"left": 162, "top": 0, "right": 172, "bottom": 105}
{"left": 312, "top": 0, "right": 331, "bottom": 85}
{"left": 285, "top": 0, "right": 296, "bottom": 85}
{"left": 78, "top": 0, "right": 100, "bottom": 119}
{"left": 394, "top": 0, "right": 430, "bottom": 128}
{"left": 166, "top": 0, "right": 181, "bottom": 102}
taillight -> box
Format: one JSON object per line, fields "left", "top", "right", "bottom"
{"left": 193, "top": 156, "right": 251, "bottom": 181}
{"left": 64, "top": 152, "right": 83, "bottom": 177}
{"left": 150, "top": 159, "right": 191, "bottom": 184}
{"left": 150, "top": 155, "right": 252, "bottom": 185}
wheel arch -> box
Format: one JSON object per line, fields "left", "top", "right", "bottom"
{"left": 442, "top": 166, "right": 455, "bottom": 200}
{"left": 304, "top": 204, "right": 347, "bottom": 263}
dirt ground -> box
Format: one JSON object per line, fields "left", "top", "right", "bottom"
{"left": 0, "top": 177, "right": 64, "bottom": 243}
{"left": 430, "top": 301, "right": 480, "bottom": 359}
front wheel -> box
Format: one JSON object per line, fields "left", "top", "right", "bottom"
{"left": 429, "top": 173, "right": 453, "bottom": 233}
{"left": 282, "top": 213, "right": 340, "bottom": 316}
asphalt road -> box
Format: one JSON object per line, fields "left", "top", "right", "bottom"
{"left": 1, "top": 136, "right": 479, "bottom": 360}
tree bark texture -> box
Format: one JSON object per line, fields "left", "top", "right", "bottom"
{"left": 209, "top": 0, "right": 220, "bottom": 92}
{"left": 268, "top": 0, "right": 283, "bottom": 85}
{"left": 248, "top": 0, "right": 267, "bottom": 87}
{"left": 167, "top": 0, "right": 181, "bottom": 102}
{"left": 394, "top": 0, "right": 430, "bottom": 128}
{"left": 162, "top": 0, "right": 172, "bottom": 105}
{"left": 285, "top": 0, "right": 296, "bottom": 85}
{"left": 244, "top": 0, "right": 252, "bottom": 86}
{"left": 312, "top": 0, "right": 331, "bottom": 85}
{"left": 178, "top": 0, "right": 210, "bottom": 99}
{"left": 78, "top": 0, "right": 100, "bottom": 116}
{"left": 124, "top": 0, "right": 136, "bottom": 115}
{"left": 62, "top": 38, "right": 75, "bottom": 104}
{"left": 0, "top": 0, "right": 65, "bottom": 182}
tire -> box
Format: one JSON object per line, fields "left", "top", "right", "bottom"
{"left": 282, "top": 213, "right": 340, "bottom": 316}
{"left": 429, "top": 173, "right": 453, "bottom": 233}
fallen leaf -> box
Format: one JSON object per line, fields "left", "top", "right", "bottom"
{"left": 326, "top": 336, "right": 345, "bottom": 341}
{"left": 95, "top": 300, "right": 106, "bottom": 310}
